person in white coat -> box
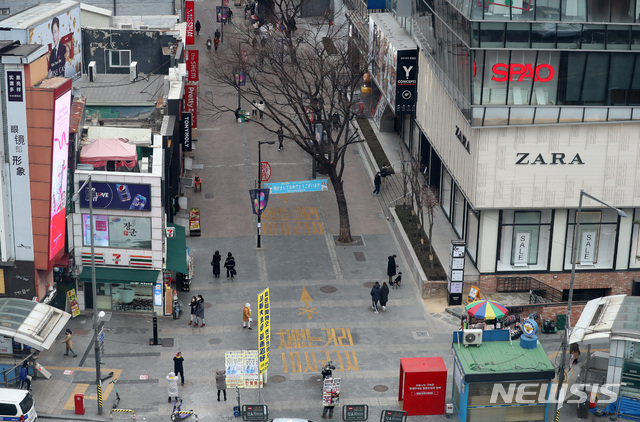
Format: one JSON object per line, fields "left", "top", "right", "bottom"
{"left": 167, "top": 371, "right": 179, "bottom": 403}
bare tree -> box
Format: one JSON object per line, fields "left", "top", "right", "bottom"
{"left": 201, "top": 1, "right": 366, "bottom": 243}
{"left": 422, "top": 186, "right": 440, "bottom": 268}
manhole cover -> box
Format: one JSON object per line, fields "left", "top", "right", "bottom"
{"left": 204, "top": 302, "right": 213, "bottom": 309}
{"left": 320, "top": 286, "right": 337, "bottom": 293}
{"left": 308, "top": 375, "right": 324, "bottom": 385}
{"left": 205, "top": 193, "right": 214, "bottom": 199}
{"left": 413, "top": 330, "right": 430, "bottom": 339}
{"left": 374, "top": 385, "right": 388, "bottom": 392}
{"left": 208, "top": 338, "right": 222, "bottom": 344}
{"left": 363, "top": 282, "right": 375, "bottom": 288}
{"left": 354, "top": 252, "right": 366, "bottom": 262}
{"left": 269, "top": 375, "right": 286, "bottom": 383}
{"left": 160, "top": 338, "right": 174, "bottom": 347}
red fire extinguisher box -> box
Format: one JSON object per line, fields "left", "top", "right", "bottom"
{"left": 398, "top": 357, "right": 447, "bottom": 416}
{"left": 74, "top": 393, "right": 85, "bottom": 415}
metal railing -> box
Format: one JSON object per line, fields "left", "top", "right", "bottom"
{"left": 496, "top": 276, "right": 564, "bottom": 304}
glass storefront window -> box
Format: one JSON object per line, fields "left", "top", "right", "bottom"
{"left": 562, "top": 0, "right": 587, "bottom": 21}
{"left": 506, "top": 22, "right": 530, "bottom": 47}
{"left": 581, "top": 24, "right": 606, "bottom": 49}
{"left": 607, "top": 25, "right": 631, "bottom": 49}
{"left": 497, "top": 210, "right": 552, "bottom": 271}
{"left": 480, "top": 22, "right": 506, "bottom": 47}
{"left": 466, "top": 208, "right": 480, "bottom": 264}
{"left": 532, "top": 23, "right": 556, "bottom": 48}
{"left": 453, "top": 186, "right": 465, "bottom": 237}
{"left": 556, "top": 24, "right": 581, "bottom": 49}
{"left": 94, "top": 282, "right": 154, "bottom": 313}
{"left": 627, "top": 210, "right": 640, "bottom": 269}
{"left": 441, "top": 169, "right": 452, "bottom": 218}
{"left": 564, "top": 209, "right": 619, "bottom": 270}
{"left": 632, "top": 28, "right": 640, "bottom": 50}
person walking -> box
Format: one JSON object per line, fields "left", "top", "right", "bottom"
{"left": 173, "top": 352, "right": 185, "bottom": 386}
{"left": 18, "top": 362, "right": 31, "bottom": 390}
{"left": 195, "top": 20, "right": 201, "bottom": 36}
{"left": 387, "top": 254, "right": 398, "bottom": 283}
{"left": 216, "top": 369, "right": 227, "bottom": 401}
{"left": 380, "top": 282, "right": 390, "bottom": 311}
{"left": 227, "top": 8, "right": 233, "bottom": 23}
{"left": 277, "top": 127, "right": 284, "bottom": 151}
{"left": 188, "top": 296, "right": 197, "bottom": 325}
{"left": 167, "top": 372, "right": 179, "bottom": 403}
{"left": 194, "top": 295, "right": 205, "bottom": 327}
{"left": 224, "top": 252, "right": 236, "bottom": 279}
{"left": 214, "top": 37, "right": 220, "bottom": 51}
{"left": 243, "top": 303, "right": 252, "bottom": 329}
{"left": 251, "top": 100, "right": 258, "bottom": 118}
{"left": 62, "top": 329, "right": 77, "bottom": 357}
{"left": 214, "top": 29, "right": 221, "bottom": 40}
{"left": 211, "top": 251, "right": 221, "bottom": 278}
{"left": 373, "top": 172, "right": 381, "bottom": 195}
{"left": 257, "top": 100, "right": 265, "bottom": 119}
{"left": 370, "top": 282, "right": 381, "bottom": 314}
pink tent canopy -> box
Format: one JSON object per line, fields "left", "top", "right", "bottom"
{"left": 80, "top": 138, "right": 137, "bottom": 169}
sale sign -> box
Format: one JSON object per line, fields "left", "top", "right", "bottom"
{"left": 184, "top": 84, "right": 198, "bottom": 128}
{"left": 185, "top": 0, "right": 195, "bottom": 45}
{"left": 187, "top": 50, "right": 199, "bottom": 82}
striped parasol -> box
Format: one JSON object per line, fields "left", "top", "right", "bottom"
{"left": 465, "top": 299, "right": 509, "bottom": 320}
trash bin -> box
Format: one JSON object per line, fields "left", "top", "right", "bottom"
{"left": 74, "top": 393, "right": 85, "bottom": 415}
{"left": 556, "top": 314, "right": 566, "bottom": 330}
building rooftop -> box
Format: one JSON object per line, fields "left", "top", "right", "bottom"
{"left": 75, "top": 73, "right": 165, "bottom": 106}
{"left": 0, "top": 2, "right": 79, "bottom": 29}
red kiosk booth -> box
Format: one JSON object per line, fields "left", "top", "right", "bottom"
{"left": 398, "top": 357, "right": 447, "bottom": 416}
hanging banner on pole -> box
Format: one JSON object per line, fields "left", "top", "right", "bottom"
{"left": 185, "top": 0, "right": 195, "bottom": 45}
{"left": 249, "top": 189, "right": 270, "bottom": 215}
{"left": 257, "top": 288, "right": 270, "bottom": 374}
{"left": 260, "top": 162, "right": 271, "bottom": 182}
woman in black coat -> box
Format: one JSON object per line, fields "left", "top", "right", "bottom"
{"left": 387, "top": 254, "right": 397, "bottom": 283}
{"left": 187, "top": 296, "right": 197, "bottom": 326}
{"left": 224, "top": 252, "right": 236, "bottom": 279}
{"left": 211, "top": 251, "right": 221, "bottom": 278}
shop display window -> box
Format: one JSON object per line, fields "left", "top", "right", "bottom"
{"left": 564, "top": 209, "right": 619, "bottom": 270}
{"left": 466, "top": 207, "right": 480, "bottom": 264}
{"left": 453, "top": 186, "right": 466, "bottom": 237}
{"left": 441, "top": 169, "right": 453, "bottom": 218}
{"left": 497, "top": 209, "right": 552, "bottom": 271}
{"left": 628, "top": 209, "right": 640, "bottom": 269}
{"left": 94, "top": 282, "right": 154, "bottom": 312}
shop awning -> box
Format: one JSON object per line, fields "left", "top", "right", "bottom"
{"left": 80, "top": 267, "right": 160, "bottom": 284}
{"left": 165, "top": 224, "right": 188, "bottom": 273}
{"left": 0, "top": 298, "right": 71, "bottom": 351}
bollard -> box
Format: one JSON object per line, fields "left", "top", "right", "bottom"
{"left": 149, "top": 312, "right": 161, "bottom": 345}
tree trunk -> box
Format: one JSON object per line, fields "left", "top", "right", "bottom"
{"left": 428, "top": 219, "right": 435, "bottom": 269}
{"left": 327, "top": 167, "right": 353, "bottom": 244}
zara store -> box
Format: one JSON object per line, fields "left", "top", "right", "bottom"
{"left": 410, "top": 0, "right": 640, "bottom": 297}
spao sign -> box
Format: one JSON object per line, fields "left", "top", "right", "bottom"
{"left": 492, "top": 63, "right": 555, "bottom": 82}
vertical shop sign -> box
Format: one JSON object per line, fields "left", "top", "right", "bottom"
{"left": 395, "top": 49, "right": 418, "bottom": 114}
{"left": 513, "top": 232, "right": 530, "bottom": 266}
{"left": 580, "top": 230, "right": 597, "bottom": 264}
{"left": 5, "top": 69, "right": 34, "bottom": 260}
{"left": 185, "top": 0, "right": 195, "bottom": 45}
{"left": 258, "top": 288, "right": 271, "bottom": 374}
{"left": 49, "top": 90, "right": 71, "bottom": 260}
{"left": 184, "top": 84, "right": 198, "bottom": 128}
{"left": 187, "top": 50, "right": 199, "bottom": 82}
{"left": 181, "top": 112, "right": 192, "bottom": 151}
{"left": 67, "top": 289, "right": 81, "bottom": 317}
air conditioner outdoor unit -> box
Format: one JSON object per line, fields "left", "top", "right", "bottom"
{"left": 463, "top": 329, "right": 483, "bottom": 346}
{"left": 130, "top": 61, "right": 138, "bottom": 82}
{"left": 88, "top": 61, "right": 97, "bottom": 82}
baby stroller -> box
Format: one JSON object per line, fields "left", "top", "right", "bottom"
{"left": 172, "top": 291, "right": 183, "bottom": 320}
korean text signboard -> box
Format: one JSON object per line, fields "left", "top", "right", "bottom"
{"left": 258, "top": 288, "right": 271, "bottom": 374}
{"left": 225, "top": 350, "right": 263, "bottom": 388}
{"left": 184, "top": 84, "right": 198, "bottom": 128}
{"left": 79, "top": 182, "right": 151, "bottom": 211}
{"left": 187, "top": 50, "right": 199, "bottom": 82}
{"left": 343, "top": 405, "right": 368, "bottom": 421}
{"left": 185, "top": 0, "right": 195, "bottom": 45}
{"left": 67, "top": 289, "right": 81, "bottom": 317}
{"left": 242, "top": 405, "right": 268, "bottom": 421}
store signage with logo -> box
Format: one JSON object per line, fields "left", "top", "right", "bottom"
{"left": 515, "top": 153, "right": 584, "bottom": 165}
{"left": 492, "top": 63, "right": 555, "bottom": 82}
{"left": 580, "top": 231, "right": 597, "bottom": 264}
{"left": 513, "top": 232, "right": 530, "bottom": 266}
{"left": 184, "top": 84, "right": 198, "bottom": 128}
{"left": 186, "top": 50, "right": 198, "bottom": 82}
{"left": 395, "top": 49, "right": 418, "bottom": 114}
{"left": 455, "top": 125, "right": 470, "bottom": 154}
{"left": 181, "top": 112, "right": 192, "bottom": 151}
{"left": 185, "top": 0, "right": 195, "bottom": 45}
{"left": 79, "top": 182, "right": 151, "bottom": 211}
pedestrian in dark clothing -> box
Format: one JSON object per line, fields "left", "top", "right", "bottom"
{"left": 322, "top": 405, "right": 335, "bottom": 419}
{"left": 194, "top": 295, "right": 205, "bottom": 327}
{"left": 380, "top": 282, "right": 389, "bottom": 311}
{"left": 214, "top": 29, "right": 221, "bottom": 40}
{"left": 257, "top": 100, "right": 265, "bottom": 119}
{"left": 188, "top": 296, "right": 197, "bottom": 325}
{"left": 62, "top": 329, "right": 77, "bottom": 357}
{"left": 211, "top": 251, "right": 221, "bottom": 278}
{"left": 173, "top": 352, "right": 185, "bottom": 385}
{"left": 373, "top": 172, "right": 381, "bottom": 195}
{"left": 251, "top": 100, "right": 258, "bottom": 118}
{"left": 195, "top": 20, "right": 201, "bottom": 35}
{"left": 216, "top": 369, "right": 227, "bottom": 401}
{"left": 225, "top": 253, "right": 236, "bottom": 279}
{"left": 370, "top": 281, "right": 381, "bottom": 314}
{"left": 277, "top": 127, "right": 284, "bottom": 151}
{"left": 228, "top": 9, "right": 233, "bottom": 23}
{"left": 19, "top": 362, "right": 31, "bottom": 390}
{"left": 387, "top": 254, "right": 398, "bottom": 283}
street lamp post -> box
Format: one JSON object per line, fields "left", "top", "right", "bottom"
{"left": 72, "top": 175, "right": 103, "bottom": 415}
{"left": 554, "top": 189, "right": 626, "bottom": 417}
{"left": 257, "top": 141, "right": 275, "bottom": 248}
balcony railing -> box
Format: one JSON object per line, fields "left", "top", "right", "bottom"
{"left": 497, "top": 276, "right": 564, "bottom": 304}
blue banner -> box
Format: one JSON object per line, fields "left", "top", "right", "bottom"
{"left": 264, "top": 180, "right": 329, "bottom": 194}
{"left": 79, "top": 182, "right": 151, "bottom": 211}
{"left": 367, "top": 0, "right": 388, "bottom": 9}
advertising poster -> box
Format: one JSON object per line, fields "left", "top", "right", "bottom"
{"left": 187, "top": 50, "right": 198, "bottom": 82}
{"left": 82, "top": 214, "right": 109, "bottom": 246}
{"left": 322, "top": 377, "right": 341, "bottom": 406}
{"left": 79, "top": 182, "right": 151, "bottom": 211}
{"left": 184, "top": 84, "right": 198, "bottom": 128}
{"left": 185, "top": 0, "right": 195, "bottom": 45}
{"left": 49, "top": 90, "right": 71, "bottom": 260}
{"left": 0, "top": 336, "right": 12, "bottom": 354}
{"left": 258, "top": 288, "right": 271, "bottom": 374}
{"left": 244, "top": 350, "right": 261, "bottom": 388}
{"left": 225, "top": 350, "right": 263, "bottom": 389}
{"left": 67, "top": 289, "right": 80, "bottom": 317}
{"left": 395, "top": 49, "right": 418, "bottom": 114}
{"left": 109, "top": 217, "right": 152, "bottom": 249}
{"left": 28, "top": 6, "right": 82, "bottom": 80}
